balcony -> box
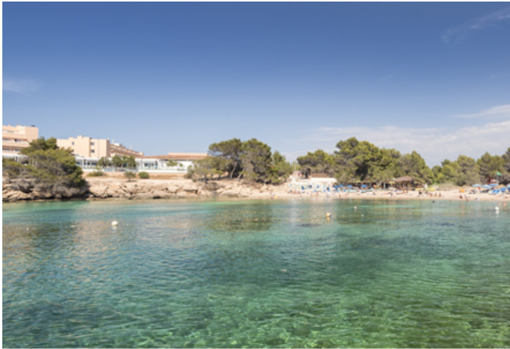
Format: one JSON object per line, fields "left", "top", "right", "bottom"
{"left": 2, "top": 140, "right": 29, "bottom": 149}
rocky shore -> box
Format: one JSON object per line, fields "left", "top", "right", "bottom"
{"left": 3, "top": 177, "right": 508, "bottom": 203}
{"left": 2, "top": 177, "right": 285, "bottom": 202}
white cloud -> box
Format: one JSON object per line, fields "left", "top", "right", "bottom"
{"left": 3, "top": 78, "right": 40, "bottom": 93}
{"left": 291, "top": 121, "right": 510, "bottom": 166}
{"left": 442, "top": 5, "right": 510, "bottom": 43}
{"left": 455, "top": 104, "right": 510, "bottom": 119}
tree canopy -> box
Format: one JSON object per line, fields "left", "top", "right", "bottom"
{"left": 208, "top": 138, "right": 244, "bottom": 179}
{"left": 297, "top": 150, "right": 335, "bottom": 178}
{"left": 111, "top": 155, "right": 136, "bottom": 168}
{"left": 190, "top": 138, "right": 292, "bottom": 184}
{"left": 3, "top": 137, "right": 84, "bottom": 188}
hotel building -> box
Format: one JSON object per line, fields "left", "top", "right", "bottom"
{"left": 56, "top": 136, "right": 144, "bottom": 158}
{"left": 3, "top": 125, "right": 206, "bottom": 173}
{"left": 2, "top": 125, "right": 39, "bottom": 154}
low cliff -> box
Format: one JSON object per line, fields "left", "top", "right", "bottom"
{"left": 2, "top": 178, "right": 89, "bottom": 202}
{"left": 3, "top": 177, "right": 284, "bottom": 202}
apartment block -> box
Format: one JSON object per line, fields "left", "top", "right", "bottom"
{"left": 57, "top": 136, "right": 144, "bottom": 158}
{"left": 2, "top": 125, "right": 39, "bottom": 154}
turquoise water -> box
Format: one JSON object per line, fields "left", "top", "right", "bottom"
{"left": 3, "top": 199, "right": 510, "bottom": 348}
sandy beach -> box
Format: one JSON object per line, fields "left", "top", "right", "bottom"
{"left": 271, "top": 189, "right": 509, "bottom": 202}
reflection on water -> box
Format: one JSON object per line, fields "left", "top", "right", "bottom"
{"left": 3, "top": 199, "right": 510, "bottom": 348}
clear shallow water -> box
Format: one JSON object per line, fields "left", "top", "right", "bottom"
{"left": 3, "top": 198, "right": 510, "bottom": 348}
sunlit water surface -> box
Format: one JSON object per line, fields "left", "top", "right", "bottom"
{"left": 3, "top": 199, "right": 510, "bottom": 348}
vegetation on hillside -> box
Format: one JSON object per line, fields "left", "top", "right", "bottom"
{"left": 3, "top": 136, "right": 509, "bottom": 188}
{"left": 190, "top": 136, "right": 509, "bottom": 186}
{"left": 188, "top": 138, "right": 293, "bottom": 184}
{"left": 2, "top": 137, "right": 85, "bottom": 188}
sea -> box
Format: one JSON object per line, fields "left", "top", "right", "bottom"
{"left": 3, "top": 199, "right": 510, "bottom": 347}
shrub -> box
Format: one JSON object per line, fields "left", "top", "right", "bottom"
{"left": 138, "top": 171, "right": 150, "bottom": 179}
{"left": 124, "top": 171, "right": 136, "bottom": 182}
{"left": 88, "top": 171, "right": 106, "bottom": 177}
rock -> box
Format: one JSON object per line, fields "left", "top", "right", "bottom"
{"left": 89, "top": 185, "right": 109, "bottom": 198}
{"left": 175, "top": 192, "right": 188, "bottom": 199}
{"left": 152, "top": 190, "right": 170, "bottom": 199}
{"left": 33, "top": 189, "right": 54, "bottom": 199}
{"left": 3, "top": 190, "right": 33, "bottom": 202}
{"left": 167, "top": 185, "right": 182, "bottom": 194}
{"left": 181, "top": 184, "right": 198, "bottom": 193}
{"left": 199, "top": 190, "right": 213, "bottom": 197}
{"left": 219, "top": 189, "right": 242, "bottom": 197}
{"left": 134, "top": 193, "right": 154, "bottom": 200}
{"left": 238, "top": 188, "right": 251, "bottom": 197}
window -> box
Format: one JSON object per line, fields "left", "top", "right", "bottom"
{"left": 72, "top": 142, "right": 74, "bottom": 146}
{"left": 91, "top": 142, "right": 95, "bottom": 146}
{"left": 91, "top": 150, "right": 95, "bottom": 153}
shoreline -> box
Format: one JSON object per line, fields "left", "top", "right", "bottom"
{"left": 3, "top": 177, "right": 509, "bottom": 203}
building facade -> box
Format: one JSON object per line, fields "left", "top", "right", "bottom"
{"left": 2, "top": 125, "right": 39, "bottom": 154}
{"left": 2, "top": 126, "right": 205, "bottom": 173}
{"left": 57, "top": 136, "right": 144, "bottom": 158}
{"left": 137, "top": 153, "right": 208, "bottom": 171}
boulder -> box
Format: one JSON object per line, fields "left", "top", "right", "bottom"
{"left": 134, "top": 192, "right": 154, "bottom": 200}
{"left": 89, "top": 185, "right": 109, "bottom": 198}
{"left": 238, "top": 188, "right": 251, "bottom": 197}
{"left": 152, "top": 190, "right": 170, "bottom": 199}
{"left": 3, "top": 190, "right": 33, "bottom": 202}
{"left": 181, "top": 184, "right": 198, "bottom": 192}
{"left": 219, "top": 189, "right": 242, "bottom": 197}
{"left": 167, "top": 185, "right": 183, "bottom": 194}
{"left": 175, "top": 192, "right": 189, "bottom": 199}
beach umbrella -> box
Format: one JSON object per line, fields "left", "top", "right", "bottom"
{"left": 361, "top": 184, "right": 367, "bottom": 188}
{"left": 472, "top": 184, "right": 482, "bottom": 187}
{"left": 482, "top": 185, "right": 491, "bottom": 189}
{"left": 489, "top": 183, "right": 498, "bottom": 187}
{"left": 347, "top": 185, "right": 353, "bottom": 188}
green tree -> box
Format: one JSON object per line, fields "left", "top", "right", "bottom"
{"left": 477, "top": 152, "right": 504, "bottom": 182}
{"left": 192, "top": 157, "right": 223, "bottom": 182}
{"left": 166, "top": 160, "right": 178, "bottom": 167}
{"left": 333, "top": 137, "right": 402, "bottom": 185}
{"left": 121, "top": 155, "right": 137, "bottom": 169}
{"left": 240, "top": 138, "right": 273, "bottom": 182}
{"left": 369, "top": 148, "right": 402, "bottom": 187}
{"left": 268, "top": 151, "right": 293, "bottom": 184}
{"left": 297, "top": 149, "right": 335, "bottom": 178}
{"left": 432, "top": 165, "right": 445, "bottom": 183}
{"left": 2, "top": 158, "right": 32, "bottom": 180}
{"left": 398, "top": 151, "right": 433, "bottom": 184}
{"left": 3, "top": 137, "right": 84, "bottom": 188}
{"left": 112, "top": 155, "right": 123, "bottom": 168}
{"left": 97, "top": 157, "right": 111, "bottom": 168}
{"left": 501, "top": 147, "right": 510, "bottom": 184}
{"left": 124, "top": 171, "right": 136, "bottom": 182}
{"left": 456, "top": 155, "right": 479, "bottom": 186}
{"left": 437, "top": 159, "right": 460, "bottom": 184}
{"left": 208, "top": 138, "right": 244, "bottom": 178}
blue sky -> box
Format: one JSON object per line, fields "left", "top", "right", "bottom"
{"left": 3, "top": 2, "right": 510, "bottom": 165}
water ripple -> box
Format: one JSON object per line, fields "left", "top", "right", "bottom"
{"left": 3, "top": 199, "right": 510, "bottom": 347}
